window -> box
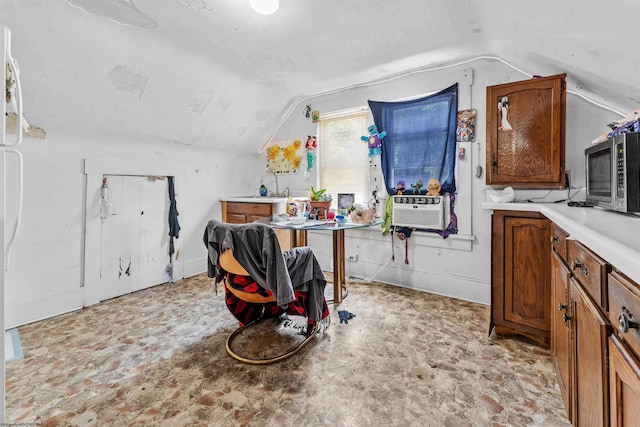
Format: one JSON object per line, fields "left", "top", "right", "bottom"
{"left": 318, "top": 109, "right": 370, "bottom": 207}
{"left": 368, "top": 84, "right": 458, "bottom": 195}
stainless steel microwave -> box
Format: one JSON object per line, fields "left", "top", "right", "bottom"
{"left": 585, "top": 132, "right": 640, "bottom": 213}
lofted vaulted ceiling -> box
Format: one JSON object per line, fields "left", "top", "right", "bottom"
{"left": 2, "top": 0, "right": 639, "bottom": 152}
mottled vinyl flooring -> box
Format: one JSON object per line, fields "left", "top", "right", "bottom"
{"left": 5, "top": 274, "right": 571, "bottom": 426}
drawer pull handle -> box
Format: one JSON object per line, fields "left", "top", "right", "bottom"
{"left": 618, "top": 309, "right": 638, "bottom": 333}
{"left": 570, "top": 259, "right": 588, "bottom": 276}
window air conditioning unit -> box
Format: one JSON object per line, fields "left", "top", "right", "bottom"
{"left": 392, "top": 194, "right": 450, "bottom": 230}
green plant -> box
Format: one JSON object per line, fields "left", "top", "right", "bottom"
{"left": 310, "top": 186, "right": 332, "bottom": 201}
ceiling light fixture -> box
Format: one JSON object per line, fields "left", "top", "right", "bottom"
{"left": 249, "top": 0, "right": 279, "bottom": 15}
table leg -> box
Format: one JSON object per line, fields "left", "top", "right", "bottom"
{"left": 332, "top": 229, "right": 345, "bottom": 303}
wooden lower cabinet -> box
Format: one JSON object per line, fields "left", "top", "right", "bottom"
{"left": 490, "top": 210, "right": 551, "bottom": 345}
{"left": 220, "top": 201, "right": 295, "bottom": 250}
{"left": 570, "top": 276, "right": 610, "bottom": 427}
{"left": 608, "top": 335, "right": 640, "bottom": 427}
{"left": 221, "top": 201, "right": 275, "bottom": 223}
{"left": 607, "top": 271, "right": 640, "bottom": 427}
{"left": 495, "top": 215, "right": 640, "bottom": 426}
{"left": 551, "top": 251, "right": 573, "bottom": 421}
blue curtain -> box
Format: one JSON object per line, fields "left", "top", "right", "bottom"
{"left": 369, "top": 83, "right": 458, "bottom": 195}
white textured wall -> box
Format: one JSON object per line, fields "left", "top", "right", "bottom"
{"left": 5, "top": 133, "right": 263, "bottom": 327}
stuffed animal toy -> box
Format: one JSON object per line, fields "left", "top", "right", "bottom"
{"left": 411, "top": 180, "right": 423, "bottom": 195}
{"left": 360, "top": 124, "right": 386, "bottom": 156}
{"left": 396, "top": 180, "right": 406, "bottom": 196}
{"left": 426, "top": 178, "right": 441, "bottom": 196}
{"left": 305, "top": 135, "right": 317, "bottom": 175}
{"left": 350, "top": 203, "right": 376, "bottom": 224}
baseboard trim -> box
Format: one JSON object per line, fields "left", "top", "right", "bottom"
{"left": 184, "top": 257, "right": 207, "bottom": 278}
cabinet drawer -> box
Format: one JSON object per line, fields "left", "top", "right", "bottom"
{"left": 226, "top": 213, "right": 248, "bottom": 224}
{"left": 226, "top": 202, "right": 272, "bottom": 217}
{"left": 550, "top": 223, "right": 568, "bottom": 263}
{"left": 567, "top": 240, "right": 610, "bottom": 311}
{"left": 608, "top": 271, "right": 640, "bottom": 360}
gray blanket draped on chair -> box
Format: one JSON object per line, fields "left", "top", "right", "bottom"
{"left": 203, "top": 219, "right": 328, "bottom": 321}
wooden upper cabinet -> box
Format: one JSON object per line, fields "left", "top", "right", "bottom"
{"left": 486, "top": 74, "right": 567, "bottom": 188}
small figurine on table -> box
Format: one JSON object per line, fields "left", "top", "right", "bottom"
{"left": 426, "top": 178, "right": 441, "bottom": 196}
{"left": 410, "top": 180, "right": 423, "bottom": 195}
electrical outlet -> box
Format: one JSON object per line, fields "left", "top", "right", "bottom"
{"left": 348, "top": 254, "right": 358, "bottom": 262}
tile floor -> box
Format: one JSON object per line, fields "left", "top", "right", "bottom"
{"left": 5, "top": 274, "right": 571, "bottom": 426}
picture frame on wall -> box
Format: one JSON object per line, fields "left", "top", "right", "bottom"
{"left": 337, "top": 193, "right": 355, "bottom": 210}
{"left": 456, "top": 109, "right": 476, "bottom": 142}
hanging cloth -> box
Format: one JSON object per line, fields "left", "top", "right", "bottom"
{"left": 391, "top": 227, "right": 412, "bottom": 265}
{"left": 168, "top": 176, "right": 181, "bottom": 257}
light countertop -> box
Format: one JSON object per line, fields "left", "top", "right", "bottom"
{"left": 220, "top": 196, "right": 310, "bottom": 203}
{"left": 482, "top": 202, "right": 640, "bottom": 284}
{"left": 220, "top": 196, "right": 288, "bottom": 203}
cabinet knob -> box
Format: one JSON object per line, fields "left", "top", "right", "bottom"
{"left": 618, "top": 308, "right": 638, "bottom": 333}
{"left": 562, "top": 312, "right": 571, "bottom": 324}
{"left": 570, "top": 259, "right": 588, "bottom": 276}
{"left": 558, "top": 303, "right": 567, "bottom": 311}
{"left": 551, "top": 236, "right": 559, "bottom": 243}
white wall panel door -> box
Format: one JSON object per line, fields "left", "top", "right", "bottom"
{"left": 99, "top": 175, "right": 169, "bottom": 301}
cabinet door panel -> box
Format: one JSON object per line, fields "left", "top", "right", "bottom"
{"left": 551, "top": 251, "right": 572, "bottom": 421}
{"left": 486, "top": 74, "right": 566, "bottom": 187}
{"left": 609, "top": 335, "right": 640, "bottom": 427}
{"left": 504, "top": 216, "right": 551, "bottom": 331}
{"left": 491, "top": 211, "right": 550, "bottom": 346}
{"left": 571, "top": 277, "right": 610, "bottom": 427}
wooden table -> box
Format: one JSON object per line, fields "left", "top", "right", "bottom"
{"left": 264, "top": 216, "right": 383, "bottom": 303}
